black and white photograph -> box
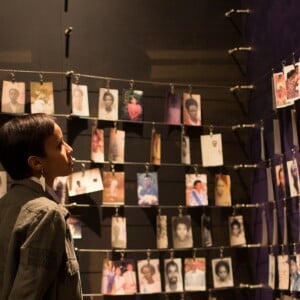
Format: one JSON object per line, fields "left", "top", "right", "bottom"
{"left": 200, "top": 133, "right": 223, "bottom": 167}
{"left": 201, "top": 214, "right": 213, "bottom": 247}
{"left": 228, "top": 215, "right": 246, "bottom": 246}
{"left": 212, "top": 257, "right": 234, "bottom": 288}
{"left": 183, "top": 92, "right": 201, "bottom": 126}
{"left": 156, "top": 214, "right": 168, "bottom": 249}
{"left": 71, "top": 83, "right": 90, "bottom": 116}
{"left": 111, "top": 216, "right": 127, "bottom": 249}
{"left": 30, "top": 81, "right": 54, "bottom": 114}
{"left": 268, "top": 254, "right": 275, "bottom": 290}
{"left": 215, "top": 173, "right": 231, "bottom": 206}
{"left": 172, "top": 215, "right": 193, "bottom": 249}
{"left": 1, "top": 80, "right": 25, "bottom": 113}
{"left": 98, "top": 88, "right": 119, "bottom": 121}
{"left": 289, "top": 254, "right": 300, "bottom": 292}
{"left": 181, "top": 135, "right": 191, "bottom": 165}
{"left": 277, "top": 255, "right": 289, "bottom": 290}
{"left": 0, "top": 171, "right": 7, "bottom": 198}
{"left": 164, "top": 258, "right": 183, "bottom": 292}
{"left": 137, "top": 259, "right": 162, "bottom": 294}
{"left": 287, "top": 159, "right": 300, "bottom": 197}
{"left": 108, "top": 128, "right": 125, "bottom": 163}
{"left": 276, "top": 163, "right": 286, "bottom": 200}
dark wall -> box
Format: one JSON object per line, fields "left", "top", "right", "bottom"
{"left": 0, "top": 1, "right": 260, "bottom": 299}
{"left": 244, "top": 1, "right": 300, "bottom": 300}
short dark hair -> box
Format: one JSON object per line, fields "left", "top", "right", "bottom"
{"left": 173, "top": 216, "right": 191, "bottom": 231}
{"left": 185, "top": 98, "right": 198, "bottom": 110}
{"left": 0, "top": 113, "right": 55, "bottom": 180}
{"left": 103, "top": 91, "right": 114, "bottom": 102}
{"left": 193, "top": 180, "right": 202, "bottom": 187}
{"left": 215, "top": 260, "right": 230, "bottom": 275}
{"left": 230, "top": 219, "right": 241, "bottom": 229}
{"left": 165, "top": 260, "right": 178, "bottom": 274}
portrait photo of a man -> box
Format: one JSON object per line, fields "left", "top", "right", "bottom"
{"left": 1, "top": 80, "right": 25, "bottom": 113}
{"left": 164, "top": 258, "right": 183, "bottom": 292}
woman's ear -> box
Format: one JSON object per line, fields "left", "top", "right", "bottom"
{"left": 27, "top": 155, "right": 43, "bottom": 172}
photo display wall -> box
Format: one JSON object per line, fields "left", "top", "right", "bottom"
{"left": 0, "top": 70, "right": 264, "bottom": 298}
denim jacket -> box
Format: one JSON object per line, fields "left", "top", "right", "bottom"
{"left": 0, "top": 179, "right": 82, "bottom": 300}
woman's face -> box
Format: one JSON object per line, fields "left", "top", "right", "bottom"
{"left": 187, "top": 104, "right": 198, "bottom": 121}
{"left": 103, "top": 94, "right": 114, "bottom": 110}
{"left": 142, "top": 266, "right": 153, "bottom": 282}
{"left": 130, "top": 97, "right": 137, "bottom": 104}
{"left": 231, "top": 224, "right": 240, "bottom": 237}
{"left": 217, "top": 265, "right": 228, "bottom": 281}
{"left": 176, "top": 223, "right": 188, "bottom": 241}
{"left": 41, "top": 123, "right": 73, "bottom": 186}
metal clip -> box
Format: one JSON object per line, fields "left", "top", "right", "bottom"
{"left": 39, "top": 73, "right": 44, "bottom": 85}
{"left": 178, "top": 205, "right": 183, "bottom": 217}
{"left": 114, "top": 206, "right": 119, "bottom": 217}
{"left": 188, "top": 84, "right": 192, "bottom": 96}
{"left": 129, "top": 79, "right": 134, "bottom": 92}
{"left": 169, "top": 83, "right": 175, "bottom": 94}
{"left": 75, "top": 74, "right": 80, "bottom": 85}
{"left": 110, "top": 162, "right": 115, "bottom": 175}
{"left": 169, "top": 248, "right": 174, "bottom": 260}
{"left": 193, "top": 164, "right": 198, "bottom": 175}
{"left": 145, "top": 162, "right": 150, "bottom": 176}
{"left": 146, "top": 249, "right": 151, "bottom": 263}
{"left": 120, "top": 251, "right": 125, "bottom": 261}
{"left": 106, "top": 78, "right": 110, "bottom": 91}
{"left": 81, "top": 163, "right": 86, "bottom": 177}
{"left": 220, "top": 246, "right": 224, "bottom": 258}
{"left": 10, "top": 71, "right": 16, "bottom": 83}
{"left": 209, "top": 125, "right": 214, "bottom": 138}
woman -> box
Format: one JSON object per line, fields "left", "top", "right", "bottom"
{"left": 127, "top": 95, "right": 142, "bottom": 121}
{"left": 215, "top": 174, "right": 231, "bottom": 206}
{"left": 112, "top": 266, "right": 125, "bottom": 295}
{"left": 139, "top": 263, "right": 161, "bottom": 294}
{"left": 214, "top": 260, "right": 232, "bottom": 287}
{"left": 0, "top": 113, "right": 82, "bottom": 299}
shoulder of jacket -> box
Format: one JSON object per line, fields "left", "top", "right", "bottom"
{"left": 22, "top": 197, "right": 69, "bottom": 219}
